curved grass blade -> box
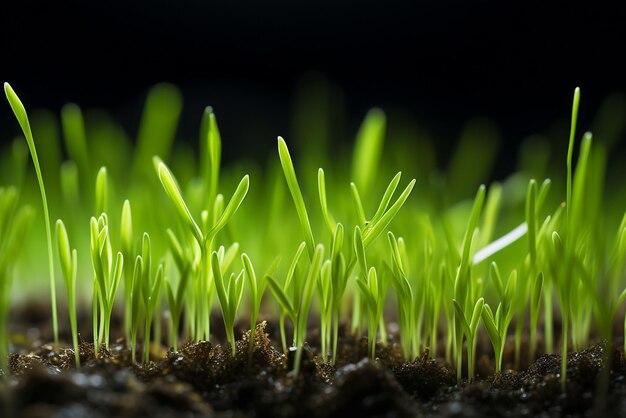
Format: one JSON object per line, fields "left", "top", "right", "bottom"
{"left": 278, "top": 137, "right": 315, "bottom": 258}
{"left": 157, "top": 162, "right": 203, "bottom": 245}
{"left": 4, "top": 82, "right": 59, "bottom": 348}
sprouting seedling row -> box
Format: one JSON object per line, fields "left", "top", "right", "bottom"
{"left": 1, "top": 83, "right": 625, "bottom": 391}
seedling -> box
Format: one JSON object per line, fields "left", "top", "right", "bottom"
{"left": 212, "top": 251, "right": 244, "bottom": 356}
{"left": 164, "top": 229, "right": 191, "bottom": 351}
{"left": 139, "top": 233, "right": 164, "bottom": 363}
{"left": 90, "top": 214, "right": 124, "bottom": 354}
{"left": 4, "top": 83, "right": 59, "bottom": 349}
{"left": 2, "top": 83, "right": 626, "bottom": 405}
{"left": 56, "top": 220, "right": 80, "bottom": 366}
{"left": 354, "top": 226, "right": 387, "bottom": 359}
{"left": 481, "top": 263, "right": 517, "bottom": 373}
{"left": 267, "top": 244, "right": 324, "bottom": 375}
{"left": 0, "top": 189, "right": 33, "bottom": 377}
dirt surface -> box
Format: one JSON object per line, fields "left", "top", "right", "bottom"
{"left": 2, "top": 315, "right": 626, "bottom": 417}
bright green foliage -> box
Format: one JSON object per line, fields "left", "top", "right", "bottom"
{"left": 4, "top": 83, "right": 59, "bottom": 349}
{"left": 241, "top": 253, "right": 265, "bottom": 357}
{"left": 134, "top": 83, "right": 182, "bottom": 176}
{"left": 266, "top": 243, "right": 324, "bottom": 374}
{"left": 354, "top": 226, "right": 387, "bottom": 359}
{"left": 481, "top": 263, "right": 517, "bottom": 372}
{"left": 129, "top": 255, "right": 143, "bottom": 363}
{"left": 453, "top": 297, "right": 484, "bottom": 382}
{"left": 328, "top": 223, "right": 347, "bottom": 364}
{"left": 387, "top": 231, "right": 415, "bottom": 359}
{"left": 156, "top": 156, "right": 249, "bottom": 342}
{"left": 139, "top": 233, "right": 164, "bottom": 363}
{"left": 453, "top": 185, "right": 486, "bottom": 382}
{"left": 317, "top": 168, "right": 335, "bottom": 234}
{"left": 164, "top": 229, "right": 190, "bottom": 351}
{"left": 2, "top": 83, "right": 626, "bottom": 392}
{"left": 56, "top": 220, "right": 80, "bottom": 366}
{"left": 157, "top": 161, "right": 203, "bottom": 245}
{"left": 351, "top": 108, "right": 386, "bottom": 198}
{"left": 266, "top": 242, "right": 307, "bottom": 353}
{"left": 278, "top": 137, "right": 315, "bottom": 257}
{"left": 360, "top": 174, "right": 416, "bottom": 250}
{"left": 60, "top": 103, "right": 91, "bottom": 190}
{"left": 0, "top": 189, "right": 33, "bottom": 377}
{"left": 293, "top": 244, "right": 324, "bottom": 375}
{"left": 120, "top": 200, "right": 134, "bottom": 344}
{"left": 317, "top": 259, "right": 333, "bottom": 361}
{"left": 90, "top": 214, "right": 124, "bottom": 354}
{"left": 212, "top": 251, "right": 244, "bottom": 356}
{"left": 200, "top": 108, "right": 222, "bottom": 216}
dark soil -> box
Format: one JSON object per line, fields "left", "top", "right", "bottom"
{"left": 2, "top": 312, "right": 626, "bottom": 417}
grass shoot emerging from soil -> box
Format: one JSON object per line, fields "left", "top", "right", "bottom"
{"left": 1, "top": 82, "right": 626, "bottom": 416}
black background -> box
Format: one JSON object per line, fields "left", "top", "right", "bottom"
{"left": 1, "top": 0, "right": 624, "bottom": 175}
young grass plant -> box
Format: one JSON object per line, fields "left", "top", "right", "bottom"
{"left": 386, "top": 231, "right": 415, "bottom": 360}
{"left": 156, "top": 155, "right": 249, "bottom": 343}
{"left": 481, "top": 263, "right": 517, "bottom": 373}
{"left": 4, "top": 83, "right": 59, "bottom": 349}
{"left": 242, "top": 253, "right": 269, "bottom": 359}
{"left": 139, "top": 233, "right": 164, "bottom": 363}
{"left": 0, "top": 190, "right": 33, "bottom": 377}
{"left": 90, "top": 214, "right": 124, "bottom": 354}
{"left": 266, "top": 244, "right": 324, "bottom": 375}
{"left": 120, "top": 200, "right": 135, "bottom": 345}
{"left": 266, "top": 242, "right": 307, "bottom": 353}
{"left": 354, "top": 226, "right": 386, "bottom": 359}
{"left": 56, "top": 220, "right": 80, "bottom": 366}
{"left": 164, "top": 229, "right": 191, "bottom": 351}
{"left": 129, "top": 255, "right": 143, "bottom": 363}
{"left": 211, "top": 251, "right": 244, "bottom": 357}
{"left": 453, "top": 184, "right": 486, "bottom": 382}
{"left": 3, "top": 82, "right": 626, "bottom": 406}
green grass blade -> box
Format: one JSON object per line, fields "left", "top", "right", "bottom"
{"left": 353, "top": 226, "right": 367, "bottom": 278}
{"left": 362, "top": 179, "right": 416, "bottom": 248}
{"left": 481, "top": 304, "right": 501, "bottom": 348}
{"left": 350, "top": 183, "right": 367, "bottom": 227}
{"left": 278, "top": 137, "right": 315, "bottom": 258}
{"left": 56, "top": 220, "right": 72, "bottom": 283}
{"left": 212, "top": 251, "right": 231, "bottom": 323}
{"left": 242, "top": 253, "right": 258, "bottom": 310}
{"left": 369, "top": 172, "right": 401, "bottom": 226}
{"left": 526, "top": 179, "right": 538, "bottom": 266}
{"left": 566, "top": 87, "right": 581, "bottom": 221}
{"left": 61, "top": 103, "right": 91, "bottom": 183}
{"left": 318, "top": 168, "right": 336, "bottom": 234}
{"left": 206, "top": 175, "right": 250, "bottom": 241}
{"left": 157, "top": 161, "right": 203, "bottom": 245}
{"left": 469, "top": 298, "right": 484, "bottom": 335}
{"left": 266, "top": 276, "right": 295, "bottom": 317}
{"left": 4, "top": 82, "right": 58, "bottom": 348}
{"left": 95, "top": 167, "right": 108, "bottom": 216}
{"left": 134, "top": 83, "right": 182, "bottom": 175}
{"left": 351, "top": 108, "right": 386, "bottom": 197}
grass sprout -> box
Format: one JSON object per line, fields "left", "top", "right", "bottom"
{"left": 90, "top": 214, "right": 124, "bottom": 354}
{"left": 481, "top": 262, "right": 517, "bottom": 372}
{"left": 0, "top": 190, "right": 33, "bottom": 376}
{"left": 56, "top": 219, "right": 80, "bottom": 366}
{"left": 1, "top": 83, "right": 625, "bottom": 392}
{"left": 212, "top": 251, "right": 244, "bottom": 356}
{"left": 4, "top": 83, "right": 59, "bottom": 349}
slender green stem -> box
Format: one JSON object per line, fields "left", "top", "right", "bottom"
{"left": 4, "top": 84, "right": 58, "bottom": 349}
{"left": 561, "top": 316, "right": 568, "bottom": 390}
